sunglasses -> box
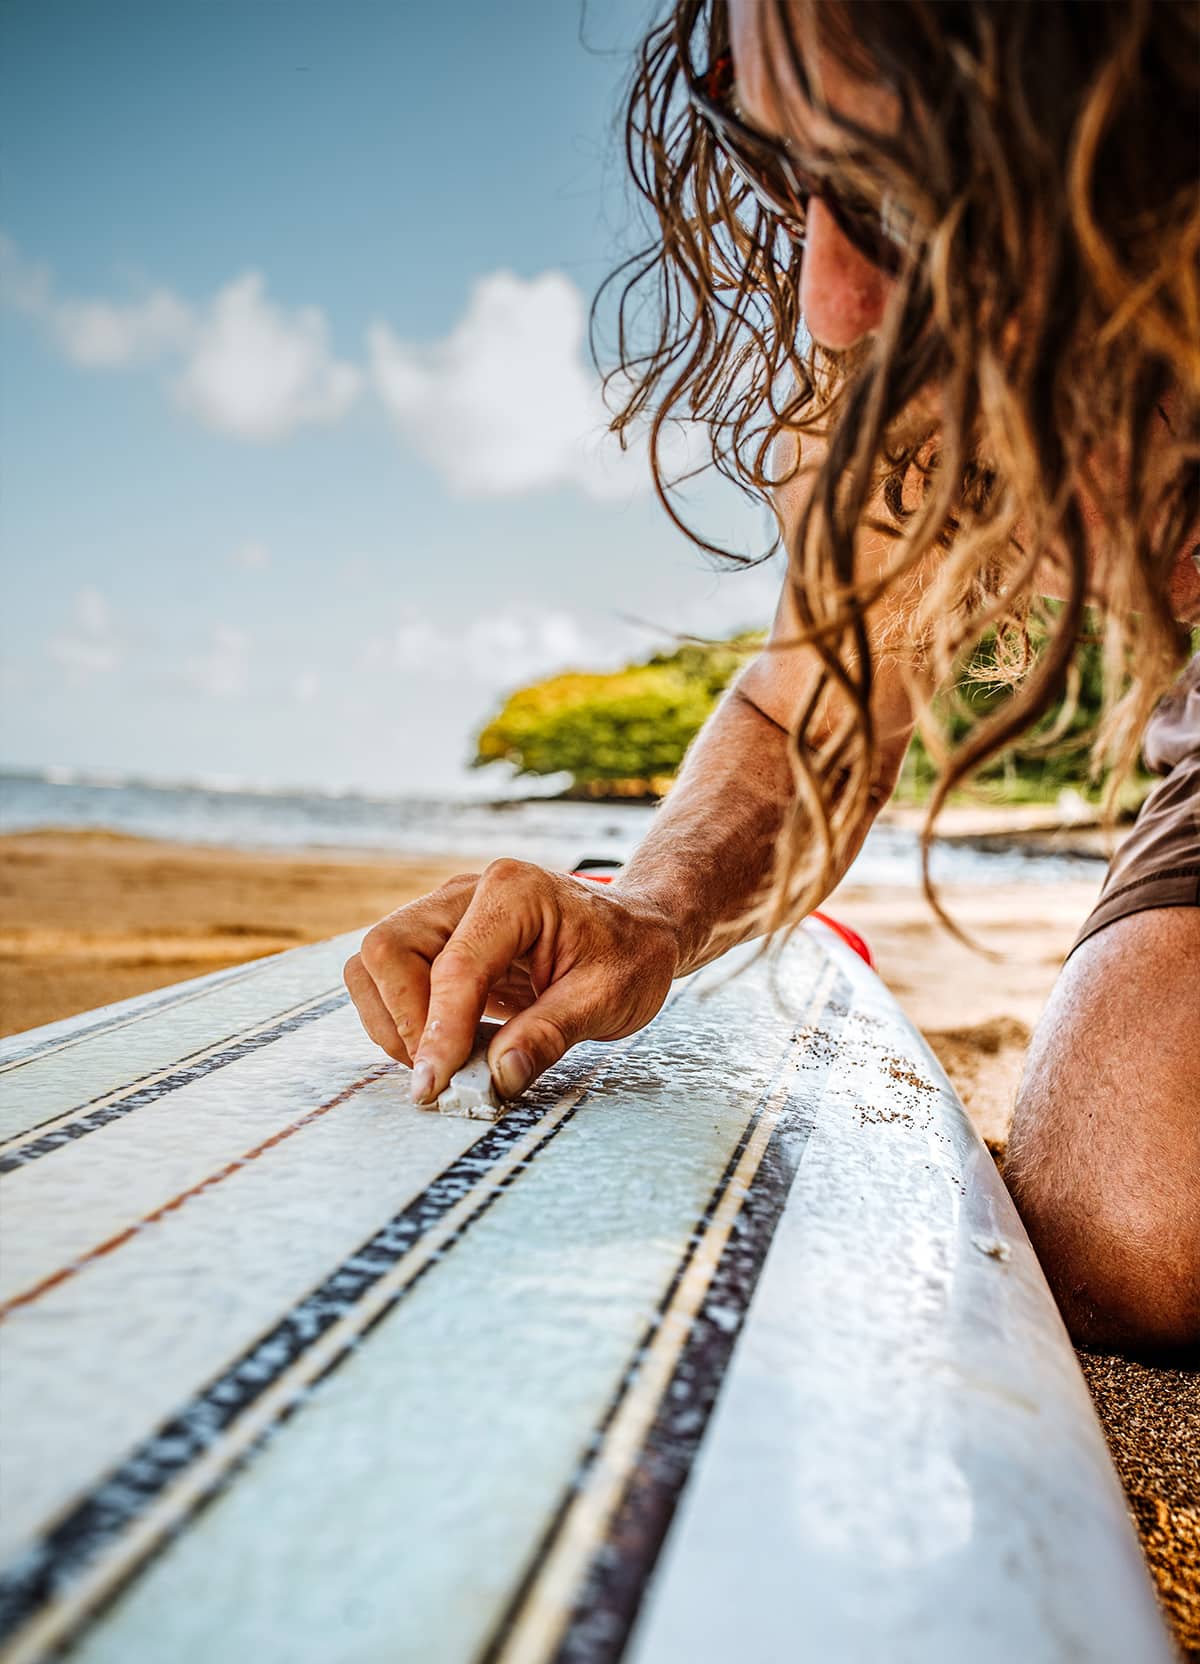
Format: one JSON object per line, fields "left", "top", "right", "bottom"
{"left": 688, "top": 52, "right": 910, "bottom": 277}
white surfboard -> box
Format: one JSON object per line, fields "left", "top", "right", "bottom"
{"left": 0, "top": 921, "right": 1172, "bottom": 1663}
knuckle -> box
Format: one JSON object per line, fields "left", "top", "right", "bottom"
{"left": 429, "top": 940, "right": 487, "bottom": 992}
{"left": 482, "top": 856, "right": 531, "bottom": 889}
{"left": 427, "top": 871, "right": 481, "bottom": 906}
{"left": 391, "top": 996, "right": 427, "bottom": 1048}
{"left": 359, "top": 927, "right": 393, "bottom": 978}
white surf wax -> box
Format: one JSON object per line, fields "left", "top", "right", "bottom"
{"left": 431, "top": 1020, "right": 508, "bottom": 1121}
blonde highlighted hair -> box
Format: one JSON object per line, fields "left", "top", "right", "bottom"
{"left": 602, "top": 0, "right": 1200, "bottom": 933}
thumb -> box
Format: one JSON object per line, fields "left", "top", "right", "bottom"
{"left": 488, "top": 976, "right": 597, "bottom": 1100}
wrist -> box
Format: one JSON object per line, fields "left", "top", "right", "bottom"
{"left": 605, "top": 875, "right": 704, "bottom": 979}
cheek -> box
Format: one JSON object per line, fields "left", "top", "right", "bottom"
{"left": 799, "top": 200, "right": 893, "bottom": 349}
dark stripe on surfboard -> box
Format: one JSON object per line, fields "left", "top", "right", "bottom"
{"left": 484, "top": 974, "right": 851, "bottom": 1664}
{"left": 0, "top": 990, "right": 348, "bottom": 1174}
{"left": 0, "top": 980, "right": 700, "bottom": 1651}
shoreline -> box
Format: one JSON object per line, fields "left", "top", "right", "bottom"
{"left": 1, "top": 788, "right": 1123, "bottom": 847}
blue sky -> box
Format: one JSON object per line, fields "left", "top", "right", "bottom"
{"left": 1, "top": 0, "right": 778, "bottom": 796}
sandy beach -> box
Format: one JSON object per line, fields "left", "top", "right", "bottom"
{"left": 0, "top": 829, "right": 470, "bottom": 1037}
{"left": 1, "top": 828, "right": 1195, "bottom": 1653}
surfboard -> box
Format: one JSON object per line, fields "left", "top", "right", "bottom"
{"left": 0, "top": 919, "right": 1173, "bottom": 1663}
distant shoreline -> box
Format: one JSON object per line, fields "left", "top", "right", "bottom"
{"left": 0, "top": 801, "right": 1119, "bottom": 874}
{"left": 507, "top": 784, "right": 1130, "bottom": 863}
{"left": 2, "top": 763, "right": 1127, "bottom": 867}
{"left": 0, "top": 792, "right": 1111, "bottom": 871}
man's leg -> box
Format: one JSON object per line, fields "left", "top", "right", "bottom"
{"left": 1005, "top": 906, "right": 1200, "bottom": 1358}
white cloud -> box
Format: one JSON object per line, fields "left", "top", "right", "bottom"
{"left": 3, "top": 233, "right": 700, "bottom": 487}
{"left": 186, "top": 625, "right": 252, "bottom": 698}
{"left": 232, "top": 538, "right": 271, "bottom": 570}
{"left": 1, "top": 234, "right": 359, "bottom": 441}
{"left": 368, "top": 270, "right": 652, "bottom": 501}
{"left": 48, "top": 587, "right": 122, "bottom": 679}
{"left": 1, "top": 233, "right": 191, "bottom": 368}
{"left": 52, "top": 289, "right": 193, "bottom": 368}
{"left": 292, "top": 669, "right": 320, "bottom": 704}
{"left": 174, "top": 272, "right": 361, "bottom": 441}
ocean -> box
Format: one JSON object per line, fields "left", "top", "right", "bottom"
{"left": 0, "top": 769, "right": 1108, "bottom": 886}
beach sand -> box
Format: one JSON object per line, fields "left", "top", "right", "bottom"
{"left": 0, "top": 830, "right": 469, "bottom": 1037}
{"left": 1, "top": 828, "right": 1194, "bottom": 1653}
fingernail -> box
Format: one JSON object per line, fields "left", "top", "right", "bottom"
{"left": 410, "top": 1059, "right": 436, "bottom": 1105}
{"left": 495, "top": 1048, "right": 533, "bottom": 1100}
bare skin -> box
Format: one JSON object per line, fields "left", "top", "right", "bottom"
{"left": 1006, "top": 909, "right": 1200, "bottom": 1356}
{"left": 346, "top": 4, "right": 1200, "bottom": 1357}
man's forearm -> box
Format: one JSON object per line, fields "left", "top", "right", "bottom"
{"left": 609, "top": 668, "right": 912, "bottom": 977}
{"left": 607, "top": 685, "right": 801, "bottom": 976}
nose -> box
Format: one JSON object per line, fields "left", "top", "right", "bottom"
{"left": 799, "top": 198, "right": 893, "bottom": 350}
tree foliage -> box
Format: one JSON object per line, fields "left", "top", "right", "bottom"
{"left": 473, "top": 635, "right": 762, "bottom": 793}
{"left": 897, "top": 622, "right": 1130, "bottom": 804}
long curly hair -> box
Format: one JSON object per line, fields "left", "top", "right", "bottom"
{"left": 600, "top": 0, "right": 1200, "bottom": 936}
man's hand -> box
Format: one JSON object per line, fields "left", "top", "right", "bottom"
{"left": 342, "top": 860, "right": 681, "bottom": 1105}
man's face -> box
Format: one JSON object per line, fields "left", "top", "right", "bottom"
{"left": 727, "top": 0, "right": 900, "bottom": 352}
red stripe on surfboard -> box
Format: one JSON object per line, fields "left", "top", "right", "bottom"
{"left": 809, "top": 911, "right": 874, "bottom": 969}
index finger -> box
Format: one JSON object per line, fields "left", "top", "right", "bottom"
{"left": 358, "top": 876, "right": 478, "bottom": 1068}
{"left": 413, "top": 861, "right": 544, "bottom": 1104}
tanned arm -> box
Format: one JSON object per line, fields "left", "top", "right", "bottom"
{"left": 608, "top": 641, "right": 911, "bottom": 975}
{"left": 609, "top": 451, "right": 919, "bottom": 973}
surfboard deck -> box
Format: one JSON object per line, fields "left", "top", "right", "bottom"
{"left": 0, "top": 921, "right": 1172, "bottom": 1663}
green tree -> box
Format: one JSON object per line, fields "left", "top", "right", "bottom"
{"left": 473, "top": 634, "right": 762, "bottom": 794}
{"left": 896, "top": 623, "right": 1124, "bottom": 804}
